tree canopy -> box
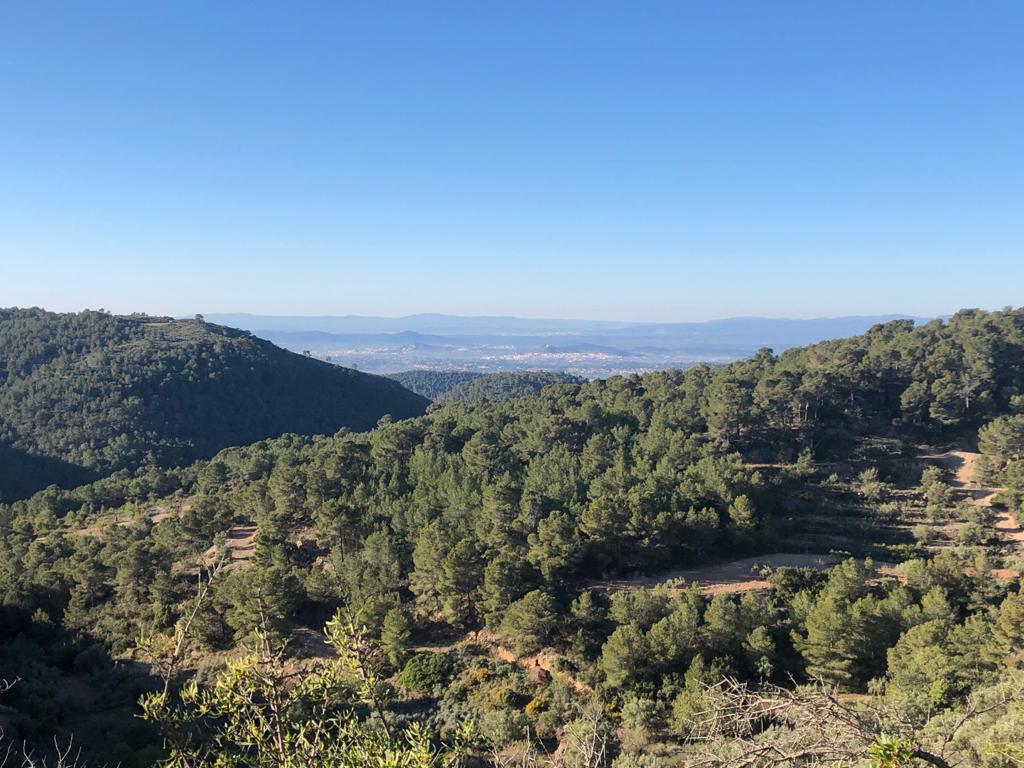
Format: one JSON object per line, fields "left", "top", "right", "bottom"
{"left": 4, "top": 306, "right": 1024, "bottom": 766}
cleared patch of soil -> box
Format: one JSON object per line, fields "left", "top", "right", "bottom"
{"left": 481, "top": 630, "right": 591, "bottom": 693}
{"left": 922, "top": 450, "right": 995, "bottom": 503}
{"left": 149, "top": 504, "right": 174, "bottom": 524}
{"left": 202, "top": 525, "right": 258, "bottom": 568}
{"left": 71, "top": 497, "right": 189, "bottom": 538}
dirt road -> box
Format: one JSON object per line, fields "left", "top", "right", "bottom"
{"left": 923, "top": 450, "right": 1024, "bottom": 556}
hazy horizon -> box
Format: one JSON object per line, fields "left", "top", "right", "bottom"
{"left": 193, "top": 311, "right": 952, "bottom": 377}
{"left": 200, "top": 310, "right": 934, "bottom": 323}
{"left": 0, "top": 305, "right": 963, "bottom": 326}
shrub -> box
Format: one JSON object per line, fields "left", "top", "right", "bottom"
{"left": 959, "top": 522, "right": 988, "bottom": 546}
{"left": 395, "top": 652, "right": 453, "bottom": 695}
{"left": 912, "top": 524, "right": 936, "bottom": 547}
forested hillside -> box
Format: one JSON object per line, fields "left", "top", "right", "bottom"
{"left": 389, "top": 370, "right": 584, "bottom": 403}
{"left": 0, "top": 308, "right": 428, "bottom": 501}
{"left": 3, "top": 307, "right": 1024, "bottom": 766}
{"left": 433, "top": 370, "right": 585, "bottom": 404}
{"left": 388, "top": 369, "right": 482, "bottom": 399}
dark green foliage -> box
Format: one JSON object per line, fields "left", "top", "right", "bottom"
{"left": 499, "top": 589, "right": 560, "bottom": 655}
{"left": 980, "top": 412, "right": 1024, "bottom": 513}
{"left": 980, "top": 414, "right": 1024, "bottom": 470}
{"left": 6, "top": 308, "right": 1024, "bottom": 657}
{"left": 0, "top": 308, "right": 428, "bottom": 500}
{"left": 434, "top": 371, "right": 585, "bottom": 405}
{"left": 395, "top": 651, "right": 454, "bottom": 694}
{"left": 0, "top": 605, "right": 160, "bottom": 766}
{"left": 387, "top": 370, "right": 482, "bottom": 399}
{"left": 387, "top": 369, "right": 581, "bottom": 405}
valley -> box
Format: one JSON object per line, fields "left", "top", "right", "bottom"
{"left": 204, "top": 313, "right": 931, "bottom": 377}
{"left": 3, "top": 307, "right": 1024, "bottom": 767}
{"left": 5, "top": 5, "right": 1019, "bottom": 764}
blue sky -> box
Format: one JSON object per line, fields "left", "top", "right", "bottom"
{"left": 1, "top": 2, "right": 1022, "bottom": 321}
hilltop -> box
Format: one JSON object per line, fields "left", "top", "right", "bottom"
{"left": 0, "top": 308, "right": 428, "bottom": 500}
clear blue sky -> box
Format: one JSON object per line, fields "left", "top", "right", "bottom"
{"left": 1, "top": 2, "right": 1022, "bottom": 321}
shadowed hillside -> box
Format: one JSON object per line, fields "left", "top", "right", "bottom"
{"left": 0, "top": 308, "right": 428, "bottom": 500}
{"left": 387, "top": 369, "right": 482, "bottom": 399}
{"left": 433, "top": 370, "right": 585, "bottom": 404}
{"left": 389, "top": 369, "right": 584, "bottom": 403}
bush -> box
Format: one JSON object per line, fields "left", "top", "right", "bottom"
{"left": 959, "top": 522, "right": 988, "bottom": 546}
{"left": 612, "top": 755, "right": 661, "bottom": 768}
{"left": 885, "top": 543, "right": 923, "bottom": 562}
{"left": 619, "top": 695, "right": 665, "bottom": 753}
{"left": 912, "top": 524, "right": 937, "bottom": 547}
{"left": 766, "top": 567, "right": 828, "bottom": 599}
{"left": 395, "top": 652, "right": 453, "bottom": 695}
{"left": 72, "top": 643, "right": 108, "bottom": 674}
{"left": 478, "top": 707, "right": 529, "bottom": 746}
{"left": 876, "top": 501, "right": 903, "bottom": 522}
{"left": 857, "top": 468, "right": 886, "bottom": 502}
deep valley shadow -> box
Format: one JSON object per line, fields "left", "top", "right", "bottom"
{"left": 0, "top": 443, "right": 98, "bottom": 503}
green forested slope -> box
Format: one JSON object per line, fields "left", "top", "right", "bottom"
{"left": 0, "top": 308, "right": 428, "bottom": 500}
{"left": 387, "top": 369, "right": 482, "bottom": 399}
{"left": 433, "top": 370, "right": 585, "bottom": 404}
{"left": 389, "top": 370, "right": 584, "bottom": 403}
{"left": 3, "top": 307, "right": 1024, "bottom": 765}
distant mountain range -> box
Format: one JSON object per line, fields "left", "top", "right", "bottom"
{"left": 202, "top": 312, "right": 932, "bottom": 339}
{"left": 201, "top": 313, "right": 630, "bottom": 335}
{"left": 199, "top": 313, "right": 936, "bottom": 377}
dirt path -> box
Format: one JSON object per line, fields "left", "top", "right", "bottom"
{"left": 408, "top": 628, "right": 591, "bottom": 693}
{"left": 922, "top": 450, "right": 995, "bottom": 504}
{"left": 922, "top": 450, "right": 1024, "bottom": 557}
{"left": 221, "top": 525, "right": 257, "bottom": 562}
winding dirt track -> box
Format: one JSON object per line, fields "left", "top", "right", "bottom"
{"left": 923, "top": 449, "right": 1024, "bottom": 557}
{"left": 591, "top": 450, "right": 1024, "bottom": 596}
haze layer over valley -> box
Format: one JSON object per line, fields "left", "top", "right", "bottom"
{"left": 203, "top": 312, "right": 931, "bottom": 376}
